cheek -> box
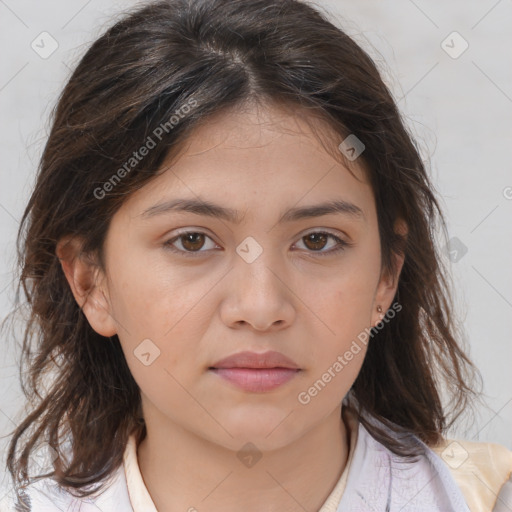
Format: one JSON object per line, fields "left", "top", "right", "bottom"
{"left": 108, "top": 260, "right": 215, "bottom": 386}
{"left": 108, "top": 252, "right": 206, "bottom": 335}
{"left": 314, "top": 268, "right": 377, "bottom": 333}
{"left": 302, "top": 261, "right": 377, "bottom": 374}
{"left": 312, "top": 304, "right": 370, "bottom": 381}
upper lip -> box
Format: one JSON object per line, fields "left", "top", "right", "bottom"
{"left": 210, "top": 350, "right": 300, "bottom": 370}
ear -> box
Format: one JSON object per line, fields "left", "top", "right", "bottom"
{"left": 372, "top": 218, "right": 407, "bottom": 326}
{"left": 56, "top": 236, "right": 117, "bottom": 337}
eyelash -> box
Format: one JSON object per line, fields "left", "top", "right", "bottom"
{"left": 163, "top": 230, "right": 352, "bottom": 258}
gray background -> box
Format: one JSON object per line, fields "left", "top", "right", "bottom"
{"left": 1, "top": 0, "right": 511, "bottom": 489}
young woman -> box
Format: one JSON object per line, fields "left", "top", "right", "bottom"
{"left": 1, "top": 0, "right": 511, "bottom": 511}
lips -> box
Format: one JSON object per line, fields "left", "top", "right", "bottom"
{"left": 209, "top": 350, "right": 301, "bottom": 392}
{"left": 210, "top": 350, "right": 300, "bottom": 370}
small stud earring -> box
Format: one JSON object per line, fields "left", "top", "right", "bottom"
{"left": 377, "top": 305, "right": 384, "bottom": 323}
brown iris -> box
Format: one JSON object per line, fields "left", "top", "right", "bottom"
{"left": 302, "top": 233, "right": 329, "bottom": 251}
{"left": 180, "top": 232, "right": 206, "bottom": 251}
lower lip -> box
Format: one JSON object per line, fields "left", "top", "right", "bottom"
{"left": 209, "top": 368, "right": 300, "bottom": 392}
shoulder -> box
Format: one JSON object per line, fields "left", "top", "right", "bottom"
{"left": 0, "top": 476, "right": 77, "bottom": 512}
{"left": 430, "top": 437, "right": 512, "bottom": 512}
{"left": 0, "top": 464, "right": 133, "bottom": 512}
{"left": 341, "top": 418, "right": 472, "bottom": 511}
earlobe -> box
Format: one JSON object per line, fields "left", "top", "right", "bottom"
{"left": 373, "top": 263, "right": 403, "bottom": 328}
{"left": 56, "top": 236, "right": 118, "bottom": 337}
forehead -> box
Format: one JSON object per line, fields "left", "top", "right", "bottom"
{"left": 177, "top": 100, "right": 364, "bottom": 172}
{"left": 124, "top": 101, "right": 374, "bottom": 224}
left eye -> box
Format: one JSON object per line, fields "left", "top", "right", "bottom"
{"left": 293, "top": 231, "right": 349, "bottom": 256}
{"left": 163, "top": 230, "right": 350, "bottom": 257}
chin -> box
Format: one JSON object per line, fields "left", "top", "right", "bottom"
{"left": 209, "top": 411, "right": 306, "bottom": 450}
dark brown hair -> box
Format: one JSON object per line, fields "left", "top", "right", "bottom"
{"left": 3, "top": 0, "right": 483, "bottom": 502}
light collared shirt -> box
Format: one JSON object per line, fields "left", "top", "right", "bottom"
{"left": 1, "top": 408, "right": 511, "bottom": 511}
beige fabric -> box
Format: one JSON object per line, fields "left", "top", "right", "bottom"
{"left": 431, "top": 437, "right": 512, "bottom": 512}
{"left": 123, "top": 436, "right": 158, "bottom": 512}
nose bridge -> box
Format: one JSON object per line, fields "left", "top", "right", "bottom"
{"left": 218, "top": 228, "right": 299, "bottom": 331}
{"left": 225, "top": 238, "right": 293, "bottom": 330}
{"left": 230, "top": 233, "right": 296, "bottom": 313}
{"left": 234, "top": 234, "right": 283, "bottom": 289}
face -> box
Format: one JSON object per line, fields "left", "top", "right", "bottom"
{"left": 59, "top": 102, "right": 403, "bottom": 452}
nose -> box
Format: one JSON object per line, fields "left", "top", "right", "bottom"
{"left": 219, "top": 248, "right": 296, "bottom": 332}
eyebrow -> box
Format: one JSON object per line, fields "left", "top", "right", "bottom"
{"left": 139, "top": 198, "right": 366, "bottom": 224}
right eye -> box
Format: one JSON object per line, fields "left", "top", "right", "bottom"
{"left": 163, "top": 230, "right": 220, "bottom": 257}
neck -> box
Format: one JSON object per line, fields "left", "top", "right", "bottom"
{"left": 137, "top": 405, "right": 350, "bottom": 512}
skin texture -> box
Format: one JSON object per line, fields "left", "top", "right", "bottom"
{"left": 58, "top": 102, "right": 405, "bottom": 512}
